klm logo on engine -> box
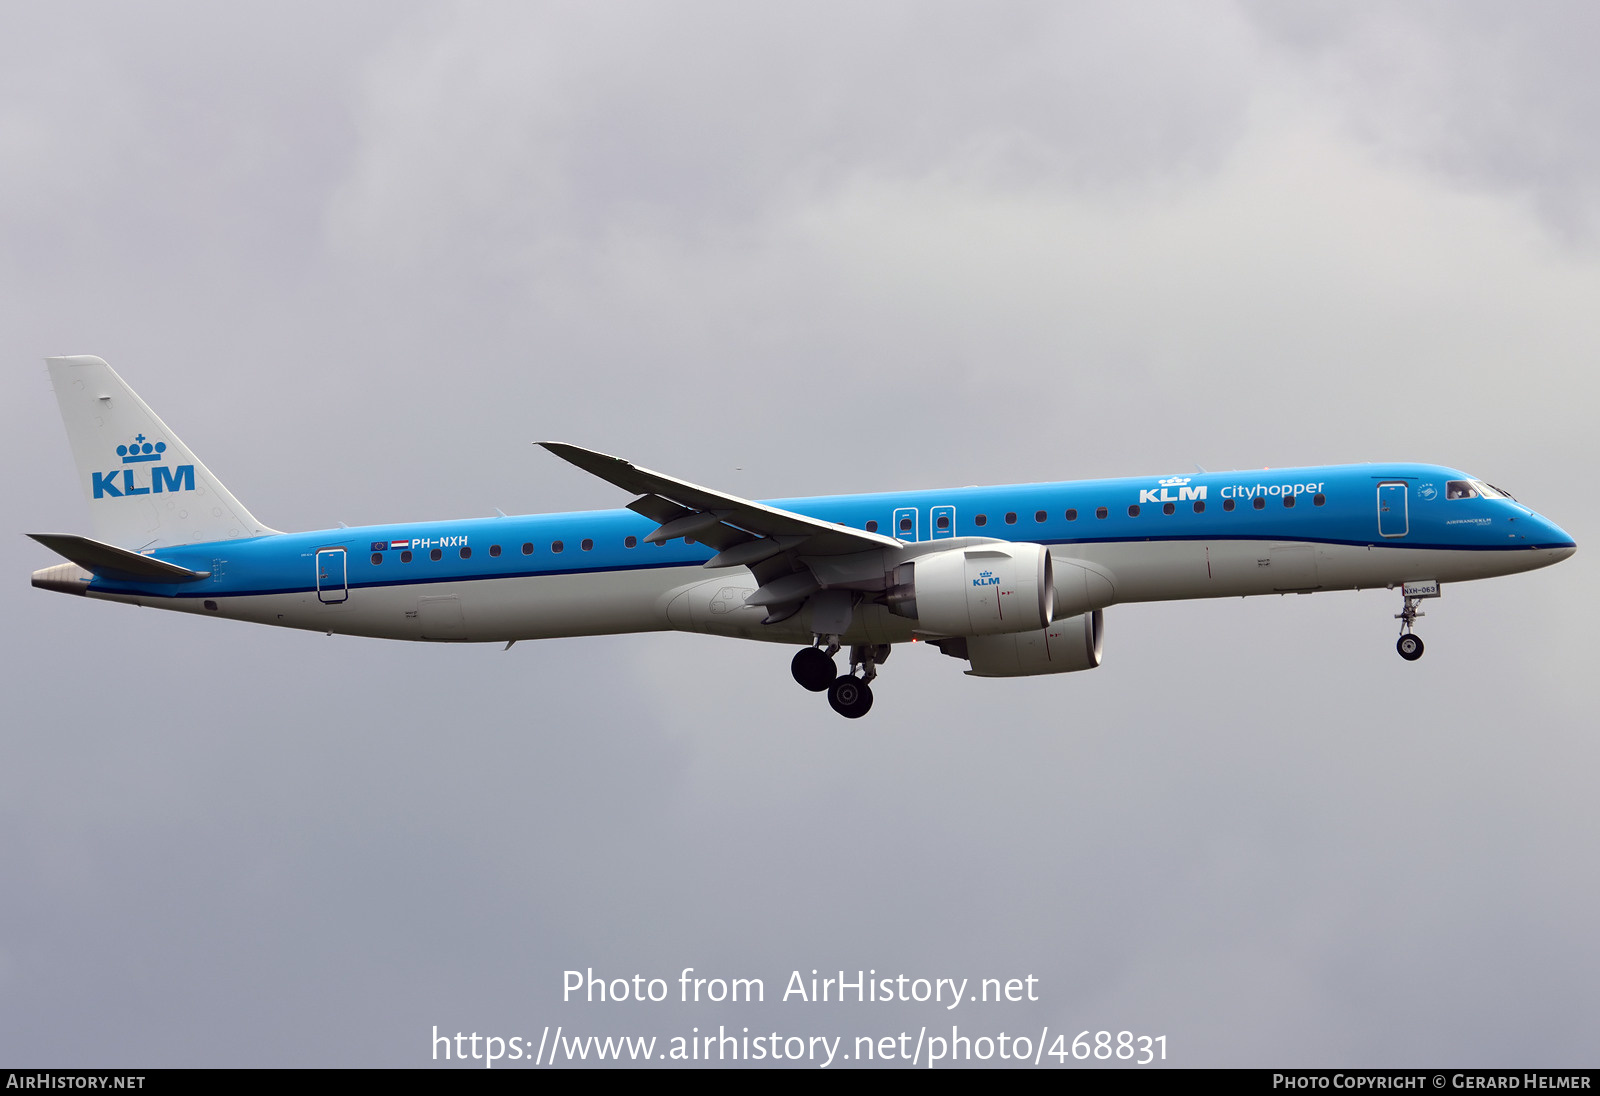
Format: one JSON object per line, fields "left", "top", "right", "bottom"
{"left": 91, "top": 434, "right": 196, "bottom": 499}
{"left": 973, "top": 569, "right": 999, "bottom": 587}
{"left": 1139, "top": 476, "right": 1206, "bottom": 505}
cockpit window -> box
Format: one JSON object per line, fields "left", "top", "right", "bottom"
{"left": 1447, "top": 480, "right": 1516, "bottom": 501}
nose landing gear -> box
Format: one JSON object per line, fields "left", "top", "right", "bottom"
{"left": 1395, "top": 590, "right": 1429, "bottom": 661}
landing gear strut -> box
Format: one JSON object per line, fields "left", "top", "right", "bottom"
{"left": 1395, "top": 593, "right": 1427, "bottom": 661}
{"left": 795, "top": 640, "right": 890, "bottom": 718}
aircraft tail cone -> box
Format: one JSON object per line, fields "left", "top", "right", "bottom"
{"left": 32, "top": 562, "right": 92, "bottom": 596}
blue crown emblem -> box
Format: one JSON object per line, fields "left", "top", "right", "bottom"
{"left": 117, "top": 434, "right": 167, "bottom": 464}
{"left": 1159, "top": 476, "right": 1191, "bottom": 488}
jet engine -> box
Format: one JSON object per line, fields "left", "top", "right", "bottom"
{"left": 886, "top": 543, "right": 1054, "bottom": 636}
{"left": 960, "top": 610, "right": 1104, "bottom": 677}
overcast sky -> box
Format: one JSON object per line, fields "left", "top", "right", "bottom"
{"left": 4, "top": 1, "right": 1597, "bottom": 1068}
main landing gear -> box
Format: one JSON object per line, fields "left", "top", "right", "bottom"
{"left": 791, "top": 639, "right": 889, "bottom": 719}
{"left": 791, "top": 644, "right": 837, "bottom": 692}
{"left": 1395, "top": 593, "right": 1426, "bottom": 662}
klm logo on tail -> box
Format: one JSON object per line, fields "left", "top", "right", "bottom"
{"left": 91, "top": 434, "right": 195, "bottom": 499}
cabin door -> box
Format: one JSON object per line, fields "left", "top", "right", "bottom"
{"left": 1377, "top": 483, "right": 1409, "bottom": 538}
{"left": 316, "top": 547, "right": 349, "bottom": 603}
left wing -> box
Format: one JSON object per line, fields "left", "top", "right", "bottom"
{"left": 539, "top": 442, "right": 903, "bottom": 622}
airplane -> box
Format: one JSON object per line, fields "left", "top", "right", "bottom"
{"left": 29, "top": 355, "right": 1577, "bottom": 718}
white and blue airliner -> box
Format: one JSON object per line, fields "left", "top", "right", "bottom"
{"left": 30, "top": 356, "right": 1577, "bottom": 718}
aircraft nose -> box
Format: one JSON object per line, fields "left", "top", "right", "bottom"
{"left": 1530, "top": 513, "right": 1576, "bottom": 558}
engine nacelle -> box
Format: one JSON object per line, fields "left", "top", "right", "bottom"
{"left": 886, "top": 543, "right": 1054, "bottom": 636}
{"left": 962, "top": 610, "right": 1104, "bottom": 677}
{"left": 1050, "top": 557, "right": 1116, "bottom": 619}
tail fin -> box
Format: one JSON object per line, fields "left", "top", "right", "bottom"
{"left": 44, "top": 355, "right": 280, "bottom": 549}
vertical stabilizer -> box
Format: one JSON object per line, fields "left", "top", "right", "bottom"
{"left": 44, "top": 355, "right": 280, "bottom": 549}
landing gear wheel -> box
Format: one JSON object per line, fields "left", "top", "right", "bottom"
{"left": 791, "top": 647, "right": 836, "bottom": 692}
{"left": 1397, "top": 634, "right": 1424, "bottom": 661}
{"left": 827, "top": 675, "right": 874, "bottom": 719}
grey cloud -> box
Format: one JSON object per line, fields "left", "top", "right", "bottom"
{"left": 1245, "top": 0, "right": 1600, "bottom": 240}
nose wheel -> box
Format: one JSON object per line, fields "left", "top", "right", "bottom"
{"left": 1396, "top": 633, "right": 1425, "bottom": 661}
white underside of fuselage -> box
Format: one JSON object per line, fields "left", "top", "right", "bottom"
{"left": 85, "top": 538, "right": 1569, "bottom": 647}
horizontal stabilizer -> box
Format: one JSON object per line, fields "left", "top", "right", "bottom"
{"left": 28, "top": 533, "right": 210, "bottom": 583}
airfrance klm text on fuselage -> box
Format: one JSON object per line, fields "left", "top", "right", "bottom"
{"left": 29, "top": 356, "right": 1577, "bottom": 718}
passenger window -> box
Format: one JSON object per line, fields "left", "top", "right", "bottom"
{"left": 460, "top": 546, "right": 471, "bottom": 559}
{"left": 1447, "top": 481, "right": 1479, "bottom": 500}
{"left": 1313, "top": 494, "right": 1325, "bottom": 507}
{"left": 371, "top": 553, "right": 382, "bottom": 565}
{"left": 581, "top": 539, "right": 593, "bottom": 551}
{"left": 1162, "top": 502, "right": 1175, "bottom": 515}
{"left": 866, "top": 520, "right": 878, "bottom": 533}
{"left": 551, "top": 541, "right": 564, "bottom": 553}
{"left": 1128, "top": 505, "right": 1140, "bottom": 517}
{"left": 936, "top": 515, "right": 950, "bottom": 529}
{"left": 430, "top": 548, "right": 442, "bottom": 561}
{"left": 1223, "top": 498, "right": 1236, "bottom": 512}
{"left": 1034, "top": 510, "right": 1046, "bottom": 523}
{"left": 899, "top": 517, "right": 912, "bottom": 532}
{"left": 1283, "top": 495, "right": 1295, "bottom": 508}
{"left": 1005, "top": 512, "right": 1017, "bottom": 525}
{"left": 400, "top": 550, "right": 412, "bottom": 563}
{"left": 490, "top": 544, "right": 501, "bottom": 557}
{"left": 1065, "top": 509, "right": 1077, "bottom": 521}
{"left": 522, "top": 542, "right": 533, "bottom": 555}
{"left": 1252, "top": 497, "right": 1265, "bottom": 510}
{"left": 1193, "top": 501, "right": 1205, "bottom": 513}
{"left": 625, "top": 535, "right": 637, "bottom": 548}
{"left": 1096, "top": 507, "right": 1108, "bottom": 519}
{"left": 975, "top": 514, "right": 987, "bottom": 527}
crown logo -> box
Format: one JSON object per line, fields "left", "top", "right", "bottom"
{"left": 1159, "top": 476, "right": 1191, "bottom": 488}
{"left": 117, "top": 434, "right": 167, "bottom": 464}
